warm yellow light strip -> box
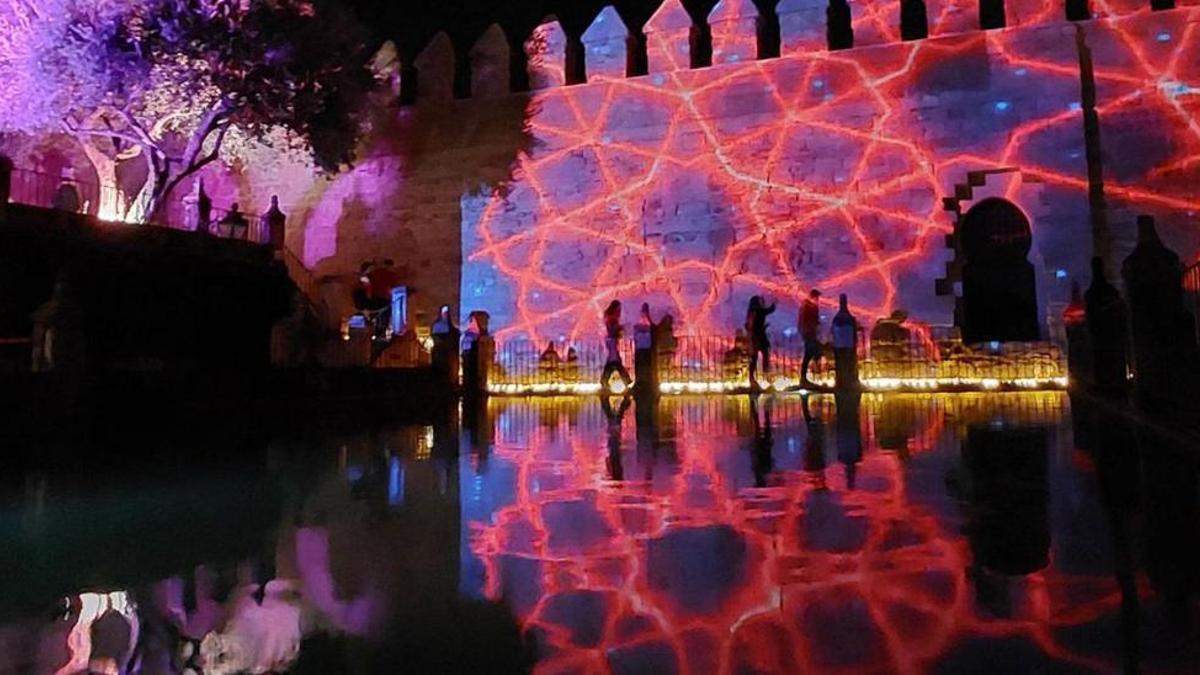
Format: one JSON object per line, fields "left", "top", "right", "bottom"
{"left": 487, "top": 375, "right": 1068, "bottom": 395}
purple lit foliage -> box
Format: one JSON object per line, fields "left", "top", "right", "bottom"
{"left": 0, "top": 0, "right": 375, "bottom": 222}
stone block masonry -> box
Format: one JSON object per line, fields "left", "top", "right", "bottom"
{"left": 448, "top": 9, "right": 1198, "bottom": 343}
{"left": 19, "top": 3, "right": 1192, "bottom": 343}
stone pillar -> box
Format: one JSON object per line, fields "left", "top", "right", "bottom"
{"left": 413, "top": 32, "right": 455, "bottom": 104}
{"left": 831, "top": 294, "right": 859, "bottom": 391}
{"left": 1062, "top": 281, "right": 1092, "bottom": 387}
{"left": 476, "top": 335, "right": 494, "bottom": 394}
{"left": 1084, "top": 256, "right": 1129, "bottom": 395}
{"left": 582, "top": 6, "right": 631, "bottom": 80}
{"left": 432, "top": 329, "right": 461, "bottom": 389}
{"left": 262, "top": 195, "right": 286, "bottom": 251}
{"left": 527, "top": 19, "right": 569, "bottom": 89}
{"left": 779, "top": 0, "right": 829, "bottom": 53}
{"left": 1120, "top": 215, "right": 1199, "bottom": 410}
{"left": 633, "top": 317, "right": 659, "bottom": 397}
{"left": 645, "top": 0, "right": 694, "bottom": 73}
{"left": 469, "top": 24, "right": 511, "bottom": 99}
{"left": 190, "top": 180, "right": 213, "bottom": 235}
{"left": 709, "top": 0, "right": 759, "bottom": 65}
{"left": 1075, "top": 25, "right": 1109, "bottom": 273}
{"left": 462, "top": 311, "right": 493, "bottom": 397}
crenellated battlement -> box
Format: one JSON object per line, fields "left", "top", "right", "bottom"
{"left": 400, "top": 0, "right": 1195, "bottom": 105}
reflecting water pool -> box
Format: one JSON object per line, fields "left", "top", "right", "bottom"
{"left": 2, "top": 392, "right": 1198, "bottom": 674}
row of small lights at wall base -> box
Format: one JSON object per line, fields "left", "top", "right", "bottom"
{"left": 486, "top": 376, "right": 1069, "bottom": 395}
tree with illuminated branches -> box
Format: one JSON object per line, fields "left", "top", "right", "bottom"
{"left": 0, "top": 0, "right": 375, "bottom": 222}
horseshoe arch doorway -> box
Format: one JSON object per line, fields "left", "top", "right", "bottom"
{"left": 959, "top": 198, "right": 1040, "bottom": 343}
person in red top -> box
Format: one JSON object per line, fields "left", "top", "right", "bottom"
{"left": 800, "top": 288, "right": 822, "bottom": 387}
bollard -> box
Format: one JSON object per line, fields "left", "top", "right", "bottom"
{"left": 1062, "top": 281, "right": 1091, "bottom": 387}
{"left": 831, "top": 293, "right": 859, "bottom": 391}
{"left": 193, "top": 180, "right": 212, "bottom": 235}
{"left": 1120, "top": 215, "right": 1199, "bottom": 408}
{"left": 462, "top": 310, "right": 492, "bottom": 396}
{"left": 262, "top": 195, "right": 285, "bottom": 250}
{"left": 1085, "top": 256, "right": 1129, "bottom": 395}
{"left": 218, "top": 203, "right": 249, "bottom": 240}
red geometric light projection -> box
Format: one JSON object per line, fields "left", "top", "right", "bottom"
{"left": 463, "top": 8, "right": 1200, "bottom": 343}
{"left": 465, "top": 394, "right": 1135, "bottom": 674}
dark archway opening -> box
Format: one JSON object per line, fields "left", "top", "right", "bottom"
{"left": 960, "top": 198, "right": 1040, "bottom": 343}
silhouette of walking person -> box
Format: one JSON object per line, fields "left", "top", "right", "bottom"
{"left": 746, "top": 295, "right": 776, "bottom": 390}
{"left": 749, "top": 393, "right": 775, "bottom": 488}
{"left": 800, "top": 288, "right": 823, "bottom": 388}
{"left": 601, "top": 300, "right": 633, "bottom": 393}
{"left": 602, "top": 394, "right": 631, "bottom": 481}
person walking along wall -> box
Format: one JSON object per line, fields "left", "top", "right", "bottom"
{"left": 800, "top": 289, "right": 823, "bottom": 387}
{"left": 746, "top": 295, "right": 776, "bottom": 390}
{"left": 602, "top": 300, "right": 633, "bottom": 393}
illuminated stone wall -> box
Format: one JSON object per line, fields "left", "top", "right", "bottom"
{"left": 7, "top": 4, "right": 1196, "bottom": 338}
{"left": 457, "top": 7, "right": 1200, "bottom": 342}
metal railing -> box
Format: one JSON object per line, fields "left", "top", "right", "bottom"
{"left": 1184, "top": 261, "right": 1200, "bottom": 345}
{"left": 489, "top": 326, "right": 1067, "bottom": 392}
{"left": 4, "top": 167, "right": 275, "bottom": 245}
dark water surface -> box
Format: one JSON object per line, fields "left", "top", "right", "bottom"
{"left": 2, "top": 392, "right": 1198, "bottom": 674}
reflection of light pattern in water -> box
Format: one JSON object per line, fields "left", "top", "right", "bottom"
{"left": 465, "top": 8, "right": 1200, "bottom": 341}
{"left": 466, "top": 393, "right": 1130, "bottom": 673}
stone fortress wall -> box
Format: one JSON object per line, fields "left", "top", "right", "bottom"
{"left": 10, "top": 0, "right": 1197, "bottom": 338}
{"left": 437, "top": 0, "right": 1200, "bottom": 342}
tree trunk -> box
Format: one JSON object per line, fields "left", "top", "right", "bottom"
{"left": 140, "top": 167, "right": 172, "bottom": 225}
{"left": 76, "top": 140, "right": 128, "bottom": 221}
